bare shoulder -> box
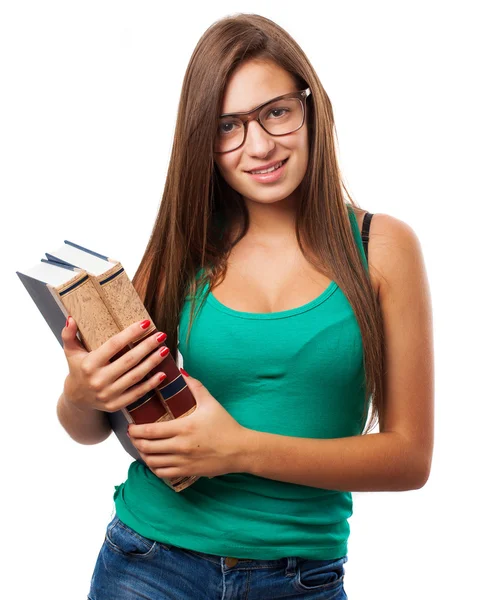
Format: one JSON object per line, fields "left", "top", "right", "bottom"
{"left": 351, "top": 208, "right": 425, "bottom": 298}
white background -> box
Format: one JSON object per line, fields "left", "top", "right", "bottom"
{"left": 1, "top": 1, "right": 475, "bottom": 598}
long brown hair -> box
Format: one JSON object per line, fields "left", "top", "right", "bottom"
{"left": 132, "top": 13, "right": 385, "bottom": 435}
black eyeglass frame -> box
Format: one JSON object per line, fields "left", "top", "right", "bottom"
{"left": 214, "top": 88, "right": 312, "bottom": 154}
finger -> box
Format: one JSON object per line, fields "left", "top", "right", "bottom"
{"left": 94, "top": 319, "right": 158, "bottom": 367}
{"left": 102, "top": 368, "right": 167, "bottom": 413}
{"left": 128, "top": 420, "right": 179, "bottom": 439}
{"left": 144, "top": 455, "right": 180, "bottom": 471}
{"left": 135, "top": 449, "right": 178, "bottom": 471}
{"left": 131, "top": 437, "right": 178, "bottom": 456}
{"left": 140, "top": 451, "right": 182, "bottom": 470}
{"left": 144, "top": 462, "right": 180, "bottom": 480}
{"left": 103, "top": 332, "right": 169, "bottom": 393}
{"left": 61, "top": 316, "right": 87, "bottom": 357}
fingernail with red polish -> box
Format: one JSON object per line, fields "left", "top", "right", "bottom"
{"left": 140, "top": 319, "right": 151, "bottom": 329}
{"left": 180, "top": 367, "right": 190, "bottom": 378}
{"left": 66, "top": 316, "right": 71, "bottom": 327}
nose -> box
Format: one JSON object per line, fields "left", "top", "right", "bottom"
{"left": 244, "top": 120, "right": 275, "bottom": 156}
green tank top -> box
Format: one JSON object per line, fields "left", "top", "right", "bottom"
{"left": 113, "top": 204, "right": 370, "bottom": 560}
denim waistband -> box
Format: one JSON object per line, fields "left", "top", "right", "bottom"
{"left": 175, "top": 546, "right": 300, "bottom": 573}
{"left": 169, "top": 545, "right": 345, "bottom": 574}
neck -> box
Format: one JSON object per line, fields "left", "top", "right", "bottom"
{"left": 240, "top": 191, "right": 299, "bottom": 248}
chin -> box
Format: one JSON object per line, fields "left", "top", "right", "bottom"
{"left": 244, "top": 184, "right": 302, "bottom": 205}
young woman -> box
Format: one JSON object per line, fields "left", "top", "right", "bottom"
{"left": 58, "top": 13, "right": 434, "bottom": 600}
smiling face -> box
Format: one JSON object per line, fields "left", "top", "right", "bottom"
{"left": 214, "top": 59, "right": 309, "bottom": 211}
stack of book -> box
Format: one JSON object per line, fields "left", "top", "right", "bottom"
{"left": 16, "top": 240, "right": 199, "bottom": 492}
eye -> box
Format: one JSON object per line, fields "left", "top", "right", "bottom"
{"left": 217, "top": 119, "right": 242, "bottom": 136}
{"left": 266, "top": 108, "right": 290, "bottom": 119}
{"left": 218, "top": 122, "right": 235, "bottom": 134}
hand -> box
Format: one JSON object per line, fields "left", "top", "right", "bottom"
{"left": 128, "top": 370, "right": 247, "bottom": 480}
{"left": 61, "top": 317, "right": 170, "bottom": 413}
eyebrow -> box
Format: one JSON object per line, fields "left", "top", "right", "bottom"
{"left": 220, "top": 91, "right": 295, "bottom": 118}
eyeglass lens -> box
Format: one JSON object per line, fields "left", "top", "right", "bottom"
{"left": 214, "top": 97, "right": 304, "bottom": 153}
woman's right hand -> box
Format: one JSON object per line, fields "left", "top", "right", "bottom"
{"left": 61, "top": 317, "right": 169, "bottom": 413}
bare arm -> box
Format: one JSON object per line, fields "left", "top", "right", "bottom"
{"left": 56, "top": 376, "right": 112, "bottom": 445}
{"left": 240, "top": 429, "right": 426, "bottom": 491}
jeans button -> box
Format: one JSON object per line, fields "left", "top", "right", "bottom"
{"left": 225, "top": 557, "right": 238, "bottom": 567}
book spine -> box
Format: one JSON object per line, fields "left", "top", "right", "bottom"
{"left": 52, "top": 269, "right": 197, "bottom": 492}
{"left": 92, "top": 262, "right": 197, "bottom": 420}
{"left": 52, "top": 270, "right": 120, "bottom": 352}
{"left": 90, "top": 262, "right": 199, "bottom": 493}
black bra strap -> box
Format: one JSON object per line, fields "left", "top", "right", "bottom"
{"left": 361, "top": 212, "right": 374, "bottom": 262}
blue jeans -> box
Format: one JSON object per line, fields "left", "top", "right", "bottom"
{"left": 88, "top": 514, "right": 348, "bottom": 599}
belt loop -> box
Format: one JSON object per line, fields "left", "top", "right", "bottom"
{"left": 285, "top": 556, "right": 298, "bottom": 577}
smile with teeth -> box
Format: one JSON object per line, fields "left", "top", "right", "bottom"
{"left": 248, "top": 159, "right": 287, "bottom": 174}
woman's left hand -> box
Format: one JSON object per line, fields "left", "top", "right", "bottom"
{"left": 128, "top": 370, "right": 247, "bottom": 480}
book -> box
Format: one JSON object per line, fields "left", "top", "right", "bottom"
{"left": 16, "top": 240, "right": 200, "bottom": 492}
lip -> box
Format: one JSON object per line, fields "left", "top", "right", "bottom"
{"left": 245, "top": 158, "right": 288, "bottom": 173}
{"left": 246, "top": 157, "right": 288, "bottom": 183}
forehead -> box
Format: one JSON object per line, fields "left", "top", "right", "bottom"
{"left": 221, "top": 60, "right": 298, "bottom": 114}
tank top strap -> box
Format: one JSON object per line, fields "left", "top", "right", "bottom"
{"left": 361, "top": 211, "right": 373, "bottom": 263}
{"left": 346, "top": 204, "right": 373, "bottom": 272}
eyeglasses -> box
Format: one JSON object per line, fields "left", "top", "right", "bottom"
{"left": 213, "top": 88, "right": 312, "bottom": 154}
